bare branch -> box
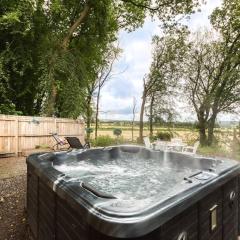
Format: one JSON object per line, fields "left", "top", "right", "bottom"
{"left": 120, "top": 0, "right": 172, "bottom": 11}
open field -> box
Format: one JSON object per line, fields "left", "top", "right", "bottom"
{"left": 95, "top": 123, "right": 240, "bottom": 160}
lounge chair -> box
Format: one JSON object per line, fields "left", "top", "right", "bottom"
{"left": 65, "top": 137, "right": 90, "bottom": 149}
{"left": 51, "top": 133, "right": 68, "bottom": 150}
{"left": 182, "top": 141, "right": 200, "bottom": 155}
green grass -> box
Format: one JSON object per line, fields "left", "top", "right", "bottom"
{"left": 198, "top": 145, "right": 240, "bottom": 161}
{"left": 97, "top": 127, "right": 198, "bottom": 133}
{"left": 198, "top": 145, "right": 228, "bottom": 157}
{"left": 94, "top": 124, "right": 240, "bottom": 160}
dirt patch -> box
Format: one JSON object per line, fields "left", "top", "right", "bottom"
{"left": 0, "top": 175, "right": 28, "bottom": 240}
{"left": 0, "top": 157, "right": 26, "bottom": 179}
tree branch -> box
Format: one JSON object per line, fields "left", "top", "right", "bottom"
{"left": 120, "top": 0, "right": 172, "bottom": 11}
{"left": 62, "top": 2, "right": 91, "bottom": 50}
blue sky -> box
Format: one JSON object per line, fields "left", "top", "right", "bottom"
{"left": 98, "top": 0, "right": 229, "bottom": 121}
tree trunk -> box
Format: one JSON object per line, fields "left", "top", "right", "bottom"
{"left": 62, "top": 3, "right": 91, "bottom": 50}
{"left": 46, "top": 81, "right": 57, "bottom": 117}
{"left": 139, "top": 89, "right": 147, "bottom": 143}
{"left": 238, "top": 121, "right": 240, "bottom": 137}
{"left": 86, "top": 95, "right": 92, "bottom": 140}
{"left": 149, "top": 95, "right": 154, "bottom": 138}
{"left": 131, "top": 97, "right": 136, "bottom": 142}
{"left": 95, "top": 85, "right": 101, "bottom": 140}
{"left": 47, "top": 3, "right": 91, "bottom": 115}
{"left": 131, "top": 121, "right": 134, "bottom": 142}
{"left": 198, "top": 117, "right": 207, "bottom": 146}
{"left": 207, "top": 112, "right": 217, "bottom": 146}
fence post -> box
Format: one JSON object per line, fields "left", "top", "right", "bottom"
{"left": 15, "top": 116, "right": 19, "bottom": 156}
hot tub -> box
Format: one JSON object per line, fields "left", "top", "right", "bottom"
{"left": 27, "top": 145, "right": 240, "bottom": 240}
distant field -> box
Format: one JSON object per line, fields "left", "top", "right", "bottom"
{"left": 96, "top": 124, "right": 235, "bottom": 142}
{"left": 94, "top": 124, "right": 240, "bottom": 160}
{"left": 97, "top": 128, "right": 199, "bottom": 143}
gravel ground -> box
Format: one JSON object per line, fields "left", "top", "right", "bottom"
{"left": 0, "top": 175, "right": 29, "bottom": 240}
{"left": 0, "top": 157, "right": 26, "bottom": 179}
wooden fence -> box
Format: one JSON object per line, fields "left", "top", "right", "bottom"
{"left": 0, "top": 114, "right": 85, "bottom": 156}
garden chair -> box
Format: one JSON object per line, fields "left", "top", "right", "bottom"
{"left": 170, "top": 138, "right": 184, "bottom": 152}
{"left": 65, "top": 137, "right": 90, "bottom": 149}
{"left": 143, "top": 137, "right": 153, "bottom": 149}
{"left": 171, "top": 138, "right": 183, "bottom": 144}
{"left": 51, "top": 133, "right": 68, "bottom": 150}
{"left": 182, "top": 141, "right": 200, "bottom": 155}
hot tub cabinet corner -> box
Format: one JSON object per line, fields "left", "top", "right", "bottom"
{"left": 27, "top": 148, "right": 240, "bottom": 240}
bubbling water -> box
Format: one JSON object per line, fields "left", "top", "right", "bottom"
{"left": 54, "top": 152, "right": 198, "bottom": 204}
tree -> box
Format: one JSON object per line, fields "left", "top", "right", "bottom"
{"left": 139, "top": 27, "right": 188, "bottom": 142}
{"left": 44, "top": 0, "right": 201, "bottom": 116}
{"left": 0, "top": 0, "right": 46, "bottom": 115}
{"left": 42, "top": 1, "right": 119, "bottom": 117}
{"left": 94, "top": 45, "right": 121, "bottom": 140}
{"left": 146, "top": 91, "right": 175, "bottom": 137}
{"left": 0, "top": 0, "right": 201, "bottom": 117}
{"left": 183, "top": 26, "right": 240, "bottom": 146}
{"left": 131, "top": 97, "right": 137, "bottom": 141}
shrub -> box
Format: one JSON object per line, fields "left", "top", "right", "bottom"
{"left": 92, "top": 135, "right": 129, "bottom": 147}
{"left": 197, "top": 145, "right": 229, "bottom": 158}
{"left": 113, "top": 128, "right": 122, "bottom": 137}
{"left": 85, "top": 128, "right": 94, "bottom": 134}
{"left": 35, "top": 144, "right": 50, "bottom": 149}
{"left": 92, "top": 135, "right": 116, "bottom": 147}
{"left": 154, "top": 131, "right": 173, "bottom": 141}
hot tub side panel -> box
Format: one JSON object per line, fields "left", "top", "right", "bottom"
{"left": 27, "top": 165, "right": 39, "bottom": 239}
{"left": 222, "top": 177, "right": 238, "bottom": 240}
{"left": 160, "top": 205, "right": 198, "bottom": 240}
{"left": 239, "top": 176, "right": 240, "bottom": 236}
{"left": 27, "top": 163, "right": 239, "bottom": 240}
{"left": 38, "top": 180, "right": 56, "bottom": 240}
{"left": 199, "top": 188, "right": 223, "bottom": 240}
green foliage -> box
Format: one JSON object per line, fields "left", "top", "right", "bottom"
{"left": 211, "top": 0, "right": 240, "bottom": 36}
{"left": 35, "top": 144, "right": 50, "bottom": 149}
{"left": 115, "top": 0, "right": 200, "bottom": 31}
{"left": 85, "top": 128, "right": 94, "bottom": 134}
{"left": 0, "top": 102, "right": 22, "bottom": 115}
{"left": 144, "top": 26, "right": 188, "bottom": 138}
{"left": 0, "top": 0, "right": 201, "bottom": 117}
{"left": 92, "top": 135, "right": 116, "bottom": 147}
{"left": 154, "top": 131, "right": 173, "bottom": 141}
{"left": 92, "top": 135, "right": 128, "bottom": 146}
{"left": 0, "top": 0, "right": 47, "bottom": 115}
{"left": 113, "top": 128, "right": 122, "bottom": 137}
{"left": 198, "top": 145, "right": 229, "bottom": 158}
{"left": 182, "top": 0, "right": 240, "bottom": 145}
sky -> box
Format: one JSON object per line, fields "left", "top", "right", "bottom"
{"left": 98, "top": 0, "right": 231, "bottom": 122}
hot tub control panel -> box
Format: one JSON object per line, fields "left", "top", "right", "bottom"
{"left": 184, "top": 171, "right": 218, "bottom": 183}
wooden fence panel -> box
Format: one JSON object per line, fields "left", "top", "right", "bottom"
{"left": 0, "top": 115, "right": 85, "bottom": 155}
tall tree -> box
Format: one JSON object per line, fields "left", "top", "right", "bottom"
{"left": 42, "top": 1, "right": 119, "bottom": 117}
{"left": 94, "top": 45, "right": 121, "bottom": 140}
{"left": 131, "top": 97, "right": 137, "bottom": 141}
{"left": 146, "top": 91, "right": 175, "bottom": 137}
{"left": 0, "top": 0, "right": 46, "bottom": 115}
{"left": 45, "top": 0, "right": 201, "bottom": 116}
{"left": 0, "top": 0, "right": 201, "bottom": 117}
{"left": 183, "top": 26, "right": 240, "bottom": 146}
{"left": 139, "top": 28, "right": 188, "bottom": 142}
